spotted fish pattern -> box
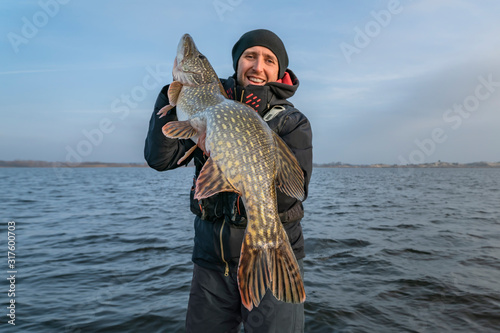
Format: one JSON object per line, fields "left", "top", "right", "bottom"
{"left": 159, "top": 34, "right": 306, "bottom": 310}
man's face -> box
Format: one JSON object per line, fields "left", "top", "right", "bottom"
{"left": 236, "top": 46, "right": 280, "bottom": 87}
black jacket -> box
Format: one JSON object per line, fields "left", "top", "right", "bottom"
{"left": 144, "top": 69, "right": 313, "bottom": 273}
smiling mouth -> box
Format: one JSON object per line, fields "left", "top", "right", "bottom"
{"left": 248, "top": 76, "right": 265, "bottom": 84}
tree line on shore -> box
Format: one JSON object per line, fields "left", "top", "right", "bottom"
{"left": 1, "top": 160, "right": 500, "bottom": 168}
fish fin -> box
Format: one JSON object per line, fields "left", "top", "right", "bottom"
{"left": 168, "top": 81, "right": 183, "bottom": 106}
{"left": 238, "top": 226, "right": 305, "bottom": 311}
{"left": 238, "top": 234, "right": 271, "bottom": 311}
{"left": 177, "top": 144, "right": 198, "bottom": 165}
{"left": 272, "top": 131, "right": 305, "bottom": 201}
{"left": 194, "top": 157, "right": 238, "bottom": 199}
{"left": 157, "top": 104, "right": 174, "bottom": 118}
{"left": 162, "top": 120, "right": 197, "bottom": 139}
{"left": 269, "top": 228, "right": 306, "bottom": 305}
{"left": 157, "top": 81, "right": 182, "bottom": 117}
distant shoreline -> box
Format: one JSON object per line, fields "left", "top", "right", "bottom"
{"left": 313, "top": 161, "right": 500, "bottom": 168}
{"left": 1, "top": 160, "right": 500, "bottom": 168}
{"left": 0, "top": 160, "right": 148, "bottom": 168}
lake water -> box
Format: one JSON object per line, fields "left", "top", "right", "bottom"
{"left": 1, "top": 167, "right": 499, "bottom": 332}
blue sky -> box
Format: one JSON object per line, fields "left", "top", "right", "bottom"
{"left": 1, "top": 0, "right": 500, "bottom": 164}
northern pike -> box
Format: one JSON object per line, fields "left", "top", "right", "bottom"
{"left": 158, "top": 34, "right": 305, "bottom": 310}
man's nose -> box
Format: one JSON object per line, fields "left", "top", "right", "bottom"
{"left": 252, "top": 56, "right": 264, "bottom": 72}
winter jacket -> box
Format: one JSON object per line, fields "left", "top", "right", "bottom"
{"left": 144, "top": 69, "right": 313, "bottom": 273}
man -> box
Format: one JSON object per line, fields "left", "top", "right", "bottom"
{"left": 144, "top": 29, "right": 313, "bottom": 332}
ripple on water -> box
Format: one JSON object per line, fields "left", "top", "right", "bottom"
{"left": 3, "top": 167, "right": 500, "bottom": 332}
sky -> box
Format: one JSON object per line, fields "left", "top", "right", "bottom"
{"left": 1, "top": 0, "right": 500, "bottom": 165}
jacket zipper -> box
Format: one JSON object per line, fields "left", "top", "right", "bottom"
{"left": 220, "top": 219, "right": 229, "bottom": 277}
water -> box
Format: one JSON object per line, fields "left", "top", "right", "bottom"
{"left": 1, "top": 167, "right": 499, "bottom": 332}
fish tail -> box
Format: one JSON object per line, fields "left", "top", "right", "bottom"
{"left": 269, "top": 228, "right": 306, "bottom": 305}
{"left": 238, "top": 238, "right": 271, "bottom": 311}
{"left": 238, "top": 228, "right": 305, "bottom": 311}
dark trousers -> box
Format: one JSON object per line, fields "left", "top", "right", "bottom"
{"left": 186, "top": 261, "right": 305, "bottom": 333}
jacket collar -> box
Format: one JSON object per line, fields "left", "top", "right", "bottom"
{"left": 221, "top": 69, "right": 299, "bottom": 118}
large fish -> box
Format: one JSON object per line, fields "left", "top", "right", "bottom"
{"left": 158, "top": 34, "right": 305, "bottom": 310}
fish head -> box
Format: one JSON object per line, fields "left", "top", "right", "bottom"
{"left": 173, "top": 34, "right": 218, "bottom": 86}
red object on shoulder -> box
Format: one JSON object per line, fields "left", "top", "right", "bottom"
{"left": 276, "top": 72, "right": 293, "bottom": 85}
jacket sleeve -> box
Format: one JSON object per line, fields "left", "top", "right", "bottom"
{"left": 144, "top": 85, "right": 196, "bottom": 171}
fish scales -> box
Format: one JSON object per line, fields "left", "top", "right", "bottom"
{"left": 159, "top": 34, "right": 306, "bottom": 310}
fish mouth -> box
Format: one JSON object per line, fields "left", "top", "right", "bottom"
{"left": 175, "top": 33, "right": 202, "bottom": 69}
{"left": 177, "top": 33, "right": 197, "bottom": 63}
{"left": 172, "top": 33, "right": 218, "bottom": 85}
{"left": 173, "top": 33, "right": 202, "bottom": 81}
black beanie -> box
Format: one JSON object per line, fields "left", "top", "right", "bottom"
{"left": 232, "top": 29, "right": 289, "bottom": 79}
